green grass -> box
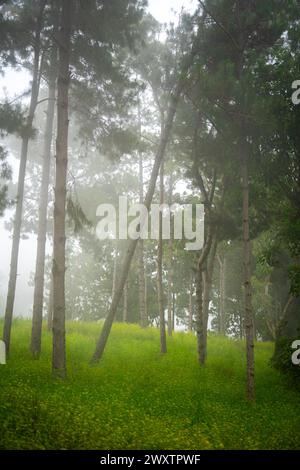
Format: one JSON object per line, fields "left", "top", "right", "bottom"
{"left": 0, "top": 319, "right": 300, "bottom": 450}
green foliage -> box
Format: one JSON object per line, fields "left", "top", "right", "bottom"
{"left": 288, "top": 265, "right": 300, "bottom": 297}
{"left": 66, "top": 196, "right": 92, "bottom": 234}
{"left": 0, "top": 101, "right": 26, "bottom": 216}
{"left": 0, "top": 320, "right": 300, "bottom": 450}
{"left": 272, "top": 336, "right": 300, "bottom": 383}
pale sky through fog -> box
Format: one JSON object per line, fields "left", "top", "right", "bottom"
{"left": 148, "top": 0, "right": 198, "bottom": 23}
{"left": 0, "top": 0, "right": 198, "bottom": 318}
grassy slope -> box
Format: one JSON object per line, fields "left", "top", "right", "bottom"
{"left": 0, "top": 319, "right": 299, "bottom": 450}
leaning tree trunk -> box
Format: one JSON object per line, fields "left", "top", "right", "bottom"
{"left": 90, "top": 49, "right": 195, "bottom": 362}
{"left": 31, "top": 48, "right": 57, "bottom": 358}
{"left": 157, "top": 161, "right": 167, "bottom": 353}
{"left": 52, "top": 0, "right": 72, "bottom": 378}
{"left": 138, "top": 147, "right": 147, "bottom": 327}
{"left": 2, "top": 2, "right": 45, "bottom": 355}
{"left": 241, "top": 148, "right": 255, "bottom": 401}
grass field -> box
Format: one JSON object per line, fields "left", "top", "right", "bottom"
{"left": 0, "top": 319, "right": 299, "bottom": 450}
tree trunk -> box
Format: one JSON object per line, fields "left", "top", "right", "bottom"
{"left": 123, "top": 279, "right": 128, "bottom": 323}
{"left": 241, "top": 150, "right": 255, "bottom": 401}
{"left": 31, "top": 48, "right": 57, "bottom": 358}
{"left": 2, "top": 2, "right": 45, "bottom": 355}
{"left": 90, "top": 53, "right": 194, "bottom": 362}
{"left": 217, "top": 252, "right": 226, "bottom": 335}
{"left": 138, "top": 239, "right": 146, "bottom": 327}
{"left": 47, "top": 275, "right": 53, "bottom": 331}
{"left": 172, "top": 292, "right": 175, "bottom": 331}
{"left": 167, "top": 172, "right": 173, "bottom": 336}
{"left": 196, "top": 263, "right": 206, "bottom": 364}
{"left": 202, "top": 265, "right": 210, "bottom": 334}
{"left": 188, "top": 273, "right": 194, "bottom": 332}
{"left": 138, "top": 130, "right": 147, "bottom": 327}
{"left": 167, "top": 249, "right": 173, "bottom": 336}
{"left": 168, "top": 264, "right": 174, "bottom": 336}
{"left": 112, "top": 249, "right": 117, "bottom": 300}
{"left": 203, "top": 237, "right": 217, "bottom": 334}
{"left": 144, "top": 251, "right": 148, "bottom": 322}
{"left": 157, "top": 162, "right": 167, "bottom": 353}
{"left": 195, "top": 211, "right": 214, "bottom": 364}
{"left": 239, "top": 308, "right": 243, "bottom": 340}
{"left": 52, "top": 0, "right": 72, "bottom": 378}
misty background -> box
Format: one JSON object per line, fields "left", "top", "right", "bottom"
{"left": 0, "top": 0, "right": 198, "bottom": 318}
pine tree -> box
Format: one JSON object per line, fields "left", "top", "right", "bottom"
{"left": 3, "top": 0, "right": 46, "bottom": 355}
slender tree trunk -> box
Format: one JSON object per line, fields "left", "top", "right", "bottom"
{"left": 144, "top": 250, "right": 148, "bottom": 322}
{"left": 188, "top": 273, "right": 194, "bottom": 332}
{"left": 2, "top": 3, "right": 45, "bottom": 355}
{"left": 217, "top": 252, "right": 226, "bottom": 335}
{"left": 31, "top": 49, "right": 57, "bottom": 358}
{"left": 138, "top": 126, "right": 147, "bottom": 327}
{"left": 199, "top": 237, "right": 218, "bottom": 360}
{"left": 195, "top": 212, "right": 214, "bottom": 364}
{"left": 167, "top": 263, "right": 173, "bottom": 337}
{"left": 202, "top": 237, "right": 217, "bottom": 335}
{"left": 167, "top": 172, "right": 173, "bottom": 336}
{"left": 123, "top": 279, "right": 128, "bottom": 323}
{"left": 90, "top": 53, "right": 194, "bottom": 362}
{"left": 196, "top": 263, "right": 206, "bottom": 364}
{"left": 239, "top": 310, "right": 243, "bottom": 340}
{"left": 47, "top": 275, "right": 53, "bottom": 331}
{"left": 221, "top": 256, "right": 226, "bottom": 333}
{"left": 172, "top": 292, "right": 175, "bottom": 331}
{"left": 112, "top": 249, "right": 117, "bottom": 300}
{"left": 52, "top": 0, "right": 72, "bottom": 378}
{"left": 157, "top": 162, "right": 167, "bottom": 353}
{"left": 138, "top": 242, "right": 146, "bottom": 326}
{"left": 241, "top": 149, "right": 255, "bottom": 401}
{"left": 202, "top": 265, "right": 210, "bottom": 333}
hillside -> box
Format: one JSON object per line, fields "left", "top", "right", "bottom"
{"left": 0, "top": 320, "right": 299, "bottom": 450}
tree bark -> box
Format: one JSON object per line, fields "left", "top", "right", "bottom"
{"left": 52, "top": 0, "right": 72, "bottom": 378}
{"left": 217, "top": 252, "right": 226, "bottom": 335}
{"left": 241, "top": 148, "right": 255, "bottom": 401}
{"left": 196, "top": 262, "right": 206, "bottom": 364}
{"left": 31, "top": 47, "right": 57, "bottom": 358}
{"left": 188, "top": 273, "right": 194, "bottom": 332}
{"left": 195, "top": 211, "right": 214, "bottom": 364}
{"left": 112, "top": 249, "right": 117, "bottom": 300}
{"left": 47, "top": 274, "right": 53, "bottom": 331}
{"left": 90, "top": 52, "right": 195, "bottom": 362}
{"left": 157, "top": 162, "right": 167, "bottom": 353}
{"left": 167, "top": 171, "right": 173, "bottom": 336}
{"left": 138, "top": 131, "right": 147, "bottom": 327}
{"left": 2, "top": 1, "right": 45, "bottom": 355}
{"left": 123, "top": 279, "right": 128, "bottom": 323}
{"left": 167, "top": 258, "right": 173, "bottom": 336}
{"left": 172, "top": 292, "right": 175, "bottom": 330}
{"left": 144, "top": 251, "right": 148, "bottom": 322}
{"left": 203, "top": 237, "right": 217, "bottom": 334}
